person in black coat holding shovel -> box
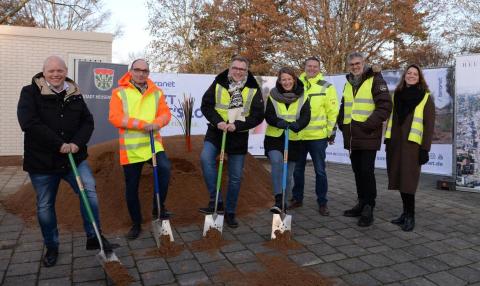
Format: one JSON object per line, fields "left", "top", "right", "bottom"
{"left": 264, "top": 67, "right": 310, "bottom": 213}
{"left": 199, "top": 55, "right": 265, "bottom": 228}
{"left": 17, "top": 56, "right": 117, "bottom": 267}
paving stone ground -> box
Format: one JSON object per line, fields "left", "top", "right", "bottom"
{"left": 1, "top": 162, "right": 480, "bottom": 285}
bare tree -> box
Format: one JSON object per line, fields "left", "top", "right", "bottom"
{"left": 146, "top": 0, "right": 205, "bottom": 72}
{"left": 1, "top": 0, "right": 110, "bottom": 31}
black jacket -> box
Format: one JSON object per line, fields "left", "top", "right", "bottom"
{"left": 17, "top": 73, "right": 94, "bottom": 173}
{"left": 337, "top": 67, "right": 392, "bottom": 150}
{"left": 201, "top": 69, "right": 265, "bottom": 154}
{"left": 264, "top": 79, "right": 310, "bottom": 161}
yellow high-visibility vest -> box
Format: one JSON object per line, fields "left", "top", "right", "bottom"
{"left": 118, "top": 88, "right": 164, "bottom": 164}
{"left": 385, "top": 92, "right": 430, "bottom": 145}
{"left": 265, "top": 94, "right": 307, "bottom": 141}
{"left": 343, "top": 77, "right": 375, "bottom": 123}
{"left": 299, "top": 73, "right": 337, "bottom": 140}
{"left": 214, "top": 84, "right": 256, "bottom": 124}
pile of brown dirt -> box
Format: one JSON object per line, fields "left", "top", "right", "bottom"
{"left": 189, "top": 228, "right": 230, "bottom": 252}
{"left": 145, "top": 235, "right": 185, "bottom": 258}
{"left": 263, "top": 231, "right": 303, "bottom": 252}
{"left": 2, "top": 136, "right": 273, "bottom": 233}
{"left": 103, "top": 261, "right": 134, "bottom": 286}
{"left": 217, "top": 253, "right": 333, "bottom": 286}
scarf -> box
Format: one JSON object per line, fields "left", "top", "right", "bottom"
{"left": 394, "top": 85, "right": 425, "bottom": 124}
{"left": 270, "top": 79, "right": 303, "bottom": 104}
{"left": 227, "top": 76, "right": 247, "bottom": 108}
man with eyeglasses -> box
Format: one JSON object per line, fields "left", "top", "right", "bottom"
{"left": 199, "top": 55, "right": 264, "bottom": 228}
{"left": 109, "top": 59, "right": 172, "bottom": 239}
{"left": 290, "top": 57, "right": 339, "bottom": 216}
{"left": 337, "top": 52, "right": 392, "bottom": 227}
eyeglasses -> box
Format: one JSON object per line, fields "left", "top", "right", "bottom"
{"left": 132, "top": 68, "right": 150, "bottom": 74}
{"left": 231, "top": 66, "right": 247, "bottom": 72}
{"left": 349, "top": 62, "right": 362, "bottom": 67}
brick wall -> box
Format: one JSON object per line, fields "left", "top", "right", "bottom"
{"left": 0, "top": 25, "right": 112, "bottom": 156}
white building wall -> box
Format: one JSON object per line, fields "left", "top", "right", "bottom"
{"left": 0, "top": 25, "right": 113, "bottom": 156}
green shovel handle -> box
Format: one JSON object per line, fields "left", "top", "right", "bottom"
{"left": 68, "top": 153, "right": 96, "bottom": 224}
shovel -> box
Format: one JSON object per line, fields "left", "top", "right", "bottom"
{"left": 271, "top": 128, "right": 293, "bottom": 239}
{"left": 203, "top": 129, "right": 227, "bottom": 236}
{"left": 149, "top": 131, "right": 174, "bottom": 247}
{"left": 67, "top": 153, "right": 120, "bottom": 265}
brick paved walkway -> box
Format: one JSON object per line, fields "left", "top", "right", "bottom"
{"left": 1, "top": 162, "right": 480, "bottom": 285}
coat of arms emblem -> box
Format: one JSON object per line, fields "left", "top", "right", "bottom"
{"left": 93, "top": 68, "right": 114, "bottom": 91}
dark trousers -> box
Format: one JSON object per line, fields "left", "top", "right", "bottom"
{"left": 123, "top": 152, "right": 171, "bottom": 225}
{"left": 350, "top": 150, "right": 377, "bottom": 207}
{"left": 400, "top": 192, "right": 415, "bottom": 215}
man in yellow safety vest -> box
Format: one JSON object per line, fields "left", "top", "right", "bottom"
{"left": 337, "top": 52, "right": 392, "bottom": 227}
{"left": 109, "top": 59, "right": 172, "bottom": 239}
{"left": 199, "top": 55, "right": 265, "bottom": 228}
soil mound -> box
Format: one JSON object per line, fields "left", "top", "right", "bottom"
{"left": 2, "top": 135, "right": 272, "bottom": 234}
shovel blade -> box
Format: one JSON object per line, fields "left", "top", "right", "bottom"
{"left": 96, "top": 250, "right": 120, "bottom": 267}
{"left": 271, "top": 213, "right": 292, "bottom": 239}
{"left": 152, "top": 219, "right": 174, "bottom": 247}
{"left": 203, "top": 214, "right": 224, "bottom": 236}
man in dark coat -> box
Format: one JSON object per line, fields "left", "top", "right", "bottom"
{"left": 337, "top": 52, "right": 392, "bottom": 227}
{"left": 17, "top": 56, "right": 117, "bottom": 267}
{"left": 199, "top": 55, "right": 265, "bottom": 228}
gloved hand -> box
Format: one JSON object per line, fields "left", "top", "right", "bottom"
{"left": 419, "top": 149, "right": 429, "bottom": 165}
{"left": 289, "top": 122, "right": 300, "bottom": 133}
{"left": 276, "top": 120, "right": 289, "bottom": 129}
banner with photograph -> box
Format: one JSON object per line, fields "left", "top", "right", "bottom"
{"left": 455, "top": 54, "right": 480, "bottom": 191}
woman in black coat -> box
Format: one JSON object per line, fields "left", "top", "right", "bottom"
{"left": 264, "top": 67, "right": 311, "bottom": 213}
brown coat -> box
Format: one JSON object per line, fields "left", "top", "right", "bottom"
{"left": 338, "top": 67, "right": 393, "bottom": 150}
{"left": 385, "top": 95, "right": 435, "bottom": 194}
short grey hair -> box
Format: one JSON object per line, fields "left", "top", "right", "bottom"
{"left": 130, "top": 59, "right": 150, "bottom": 70}
{"left": 230, "top": 55, "right": 250, "bottom": 68}
{"left": 347, "top": 52, "right": 365, "bottom": 63}
{"left": 43, "top": 55, "right": 67, "bottom": 72}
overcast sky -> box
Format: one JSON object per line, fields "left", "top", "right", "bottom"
{"left": 103, "top": 0, "right": 150, "bottom": 64}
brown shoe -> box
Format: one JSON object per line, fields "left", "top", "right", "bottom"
{"left": 288, "top": 199, "right": 303, "bottom": 210}
{"left": 319, "top": 205, "right": 330, "bottom": 216}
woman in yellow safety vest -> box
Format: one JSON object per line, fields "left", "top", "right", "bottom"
{"left": 264, "top": 67, "right": 311, "bottom": 213}
{"left": 385, "top": 64, "right": 435, "bottom": 231}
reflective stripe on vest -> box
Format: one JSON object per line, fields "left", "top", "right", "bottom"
{"left": 214, "top": 84, "right": 256, "bottom": 122}
{"left": 117, "top": 88, "right": 164, "bottom": 164}
{"left": 385, "top": 92, "right": 429, "bottom": 145}
{"left": 343, "top": 77, "right": 375, "bottom": 124}
{"left": 265, "top": 94, "right": 306, "bottom": 141}
{"left": 300, "top": 79, "right": 331, "bottom": 140}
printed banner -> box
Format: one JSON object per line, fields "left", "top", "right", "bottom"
{"left": 75, "top": 62, "right": 453, "bottom": 175}
{"left": 455, "top": 54, "right": 480, "bottom": 191}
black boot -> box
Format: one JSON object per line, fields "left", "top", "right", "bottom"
{"left": 390, "top": 213, "right": 406, "bottom": 225}
{"left": 126, "top": 223, "right": 142, "bottom": 240}
{"left": 344, "top": 202, "right": 364, "bottom": 217}
{"left": 270, "top": 194, "right": 283, "bottom": 214}
{"left": 43, "top": 247, "right": 58, "bottom": 267}
{"left": 357, "top": 205, "right": 374, "bottom": 227}
{"left": 86, "top": 235, "right": 120, "bottom": 252}
{"left": 199, "top": 201, "right": 224, "bottom": 214}
{"left": 225, "top": 213, "right": 239, "bottom": 228}
{"left": 401, "top": 214, "right": 415, "bottom": 232}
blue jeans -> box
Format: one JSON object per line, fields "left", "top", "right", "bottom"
{"left": 123, "top": 151, "right": 171, "bottom": 225}
{"left": 29, "top": 160, "right": 100, "bottom": 249}
{"left": 292, "top": 139, "right": 328, "bottom": 206}
{"left": 200, "top": 141, "right": 245, "bottom": 214}
{"left": 268, "top": 150, "right": 295, "bottom": 198}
